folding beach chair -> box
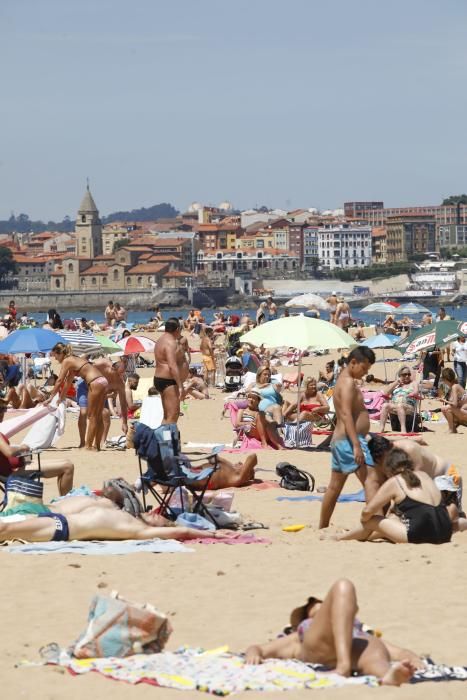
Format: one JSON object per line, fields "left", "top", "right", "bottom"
{"left": 135, "top": 423, "right": 222, "bottom": 527}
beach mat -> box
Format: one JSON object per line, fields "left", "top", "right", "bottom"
{"left": 4, "top": 539, "right": 193, "bottom": 555}
{"left": 34, "top": 647, "right": 467, "bottom": 693}
{"left": 192, "top": 533, "right": 271, "bottom": 545}
{"left": 277, "top": 489, "right": 365, "bottom": 503}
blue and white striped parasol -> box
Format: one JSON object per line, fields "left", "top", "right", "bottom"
{"left": 54, "top": 330, "right": 103, "bottom": 355}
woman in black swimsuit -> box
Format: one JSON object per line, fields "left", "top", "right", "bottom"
{"left": 336, "top": 448, "right": 452, "bottom": 544}
{"left": 46, "top": 343, "right": 109, "bottom": 450}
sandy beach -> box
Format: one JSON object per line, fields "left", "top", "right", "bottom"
{"left": 1, "top": 337, "right": 467, "bottom": 700}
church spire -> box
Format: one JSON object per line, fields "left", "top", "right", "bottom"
{"left": 79, "top": 181, "right": 98, "bottom": 214}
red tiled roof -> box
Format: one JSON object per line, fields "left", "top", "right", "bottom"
{"left": 126, "top": 263, "right": 169, "bottom": 274}
{"left": 80, "top": 265, "right": 112, "bottom": 276}
{"left": 164, "top": 270, "right": 192, "bottom": 278}
{"left": 147, "top": 254, "right": 180, "bottom": 262}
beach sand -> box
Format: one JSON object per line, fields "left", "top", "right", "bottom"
{"left": 1, "top": 339, "right": 467, "bottom": 699}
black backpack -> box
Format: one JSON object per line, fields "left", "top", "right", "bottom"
{"left": 276, "top": 462, "right": 315, "bottom": 492}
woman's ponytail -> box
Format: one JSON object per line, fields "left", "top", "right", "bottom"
{"left": 385, "top": 448, "right": 421, "bottom": 489}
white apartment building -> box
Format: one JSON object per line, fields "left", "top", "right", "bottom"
{"left": 318, "top": 225, "right": 372, "bottom": 270}
{"left": 303, "top": 227, "right": 319, "bottom": 269}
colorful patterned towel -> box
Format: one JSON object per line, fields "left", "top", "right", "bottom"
{"left": 33, "top": 647, "right": 467, "bottom": 693}
{"left": 36, "top": 646, "right": 376, "bottom": 693}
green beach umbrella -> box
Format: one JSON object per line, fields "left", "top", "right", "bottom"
{"left": 241, "top": 316, "right": 357, "bottom": 434}
{"left": 94, "top": 334, "right": 122, "bottom": 353}
{"left": 241, "top": 315, "right": 357, "bottom": 351}
{"left": 396, "top": 320, "right": 467, "bottom": 355}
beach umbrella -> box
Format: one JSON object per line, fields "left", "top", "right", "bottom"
{"left": 94, "top": 334, "right": 122, "bottom": 354}
{"left": 241, "top": 316, "right": 357, "bottom": 433}
{"left": 285, "top": 293, "right": 329, "bottom": 312}
{"left": 360, "top": 302, "right": 396, "bottom": 314}
{"left": 56, "top": 330, "right": 103, "bottom": 356}
{"left": 361, "top": 333, "right": 399, "bottom": 380}
{"left": 0, "top": 327, "right": 66, "bottom": 354}
{"left": 396, "top": 320, "right": 466, "bottom": 355}
{"left": 395, "top": 302, "right": 431, "bottom": 315}
{"left": 117, "top": 335, "right": 155, "bottom": 355}
{"left": 241, "top": 315, "right": 357, "bottom": 351}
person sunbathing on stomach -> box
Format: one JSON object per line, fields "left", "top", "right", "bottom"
{"left": 245, "top": 578, "right": 420, "bottom": 686}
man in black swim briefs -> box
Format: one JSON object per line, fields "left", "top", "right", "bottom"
{"left": 153, "top": 318, "right": 189, "bottom": 425}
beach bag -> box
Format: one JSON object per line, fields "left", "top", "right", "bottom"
{"left": 3, "top": 473, "right": 43, "bottom": 510}
{"left": 276, "top": 463, "right": 315, "bottom": 492}
{"left": 102, "top": 478, "right": 143, "bottom": 517}
{"left": 72, "top": 591, "right": 172, "bottom": 659}
{"left": 390, "top": 413, "right": 422, "bottom": 433}
{"left": 283, "top": 421, "right": 313, "bottom": 449}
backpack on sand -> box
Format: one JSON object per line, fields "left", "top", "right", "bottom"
{"left": 276, "top": 462, "right": 315, "bottom": 492}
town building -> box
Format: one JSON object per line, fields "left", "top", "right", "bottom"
{"left": 438, "top": 224, "right": 467, "bottom": 249}
{"left": 317, "top": 224, "right": 372, "bottom": 271}
{"left": 371, "top": 227, "right": 387, "bottom": 264}
{"left": 386, "top": 214, "right": 437, "bottom": 261}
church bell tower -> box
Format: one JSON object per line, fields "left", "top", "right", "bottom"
{"left": 75, "top": 183, "right": 102, "bottom": 259}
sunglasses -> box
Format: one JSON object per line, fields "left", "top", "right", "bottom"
{"left": 400, "top": 373, "right": 411, "bottom": 377}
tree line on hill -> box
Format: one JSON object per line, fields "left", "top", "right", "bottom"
{"left": 0, "top": 202, "right": 179, "bottom": 235}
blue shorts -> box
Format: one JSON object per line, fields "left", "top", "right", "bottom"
{"left": 37, "top": 513, "right": 70, "bottom": 541}
{"left": 76, "top": 380, "right": 88, "bottom": 408}
{"left": 331, "top": 435, "right": 374, "bottom": 474}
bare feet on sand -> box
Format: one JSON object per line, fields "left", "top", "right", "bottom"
{"left": 381, "top": 660, "right": 416, "bottom": 686}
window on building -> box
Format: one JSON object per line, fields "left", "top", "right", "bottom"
{"left": 91, "top": 277, "right": 97, "bottom": 285}
{"left": 81, "top": 278, "right": 85, "bottom": 285}
{"left": 137, "top": 276, "right": 143, "bottom": 285}
{"left": 127, "top": 276, "right": 131, "bottom": 285}
{"left": 102, "top": 277, "right": 107, "bottom": 285}
{"left": 68, "top": 263, "right": 73, "bottom": 273}
{"left": 55, "top": 279, "right": 60, "bottom": 288}
{"left": 113, "top": 269, "right": 118, "bottom": 281}
{"left": 81, "top": 215, "right": 86, "bottom": 223}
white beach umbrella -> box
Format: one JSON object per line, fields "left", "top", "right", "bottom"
{"left": 285, "top": 293, "right": 329, "bottom": 312}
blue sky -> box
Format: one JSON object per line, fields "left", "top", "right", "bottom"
{"left": 1, "top": 0, "right": 467, "bottom": 219}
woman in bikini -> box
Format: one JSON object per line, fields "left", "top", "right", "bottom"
{"left": 283, "top": 377, "right": 329, "bottom": 423}
{"left": 245, "top": 578, "right": 419, "bottom": 685}
{"left": 440, "top": 367, "right": 467, "bottom": 434}
{"left": 335, "top": 448, "right": 454, "bottom": 544}
{"left": 46, "top": 343, "right": 109, "bottom": 450}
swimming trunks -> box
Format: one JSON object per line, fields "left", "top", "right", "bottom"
{"left": 395, "top": 479, "right": 452, "bottom": 544}
{"left": 202, "top": 355, "right": 215, "bottom": 372}
{"left": 37, "top": 512, "right": 70, "bottom": 541}
{"left": 76, "top": 378, "right": 88, "bottom": 408}
{"left": 153, "top": 377, "right": 177, "bottom": 393}
{"left": 331, "top": 435, "right": 374, "bottom": 474}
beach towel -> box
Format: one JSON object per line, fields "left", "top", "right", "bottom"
{"left": 192, "top": 533, "right": 271, "bottom": 545}
{"left": 277, "top": 489, "right": 366, "bottom": 503}
{"left": 5, "top": 539, "right": 193, "bottom": 555}
{"left": 33, "top": 646, "right": 467, "bottom": 693}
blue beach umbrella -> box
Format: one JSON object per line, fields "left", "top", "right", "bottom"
{"left": 0, "top": 327, "right": 66, "bottom": 354}
{"left": 361, "top": 333, "right": 399, "bottom": 380}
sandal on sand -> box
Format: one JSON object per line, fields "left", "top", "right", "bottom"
{"left": 242, "top": 521, "right": 269, "bottom": 531}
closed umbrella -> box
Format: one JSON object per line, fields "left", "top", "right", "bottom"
{"left": 396, "top": 320, "right": 466, "bottom": 355}
{"left": 241, "top": 316, "right": 357, "bottom": 432}
{"left": 117, "top": 335, "right": 155, "bottom": 355}
{"left": 285, "top": 293, "right": 329, "bottom": 312}
{"left": 361, "top": 333, "right": 399, "bottom": 380}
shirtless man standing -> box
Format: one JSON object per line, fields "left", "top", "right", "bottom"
{"left": 200, "top": 327, "right": 216, "bottom": 387}
{"left": 154, "top": 317, "right": 188, "bottom": 424}
{"left": 319, "top": 346, "right": 376, "bottom": 529}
